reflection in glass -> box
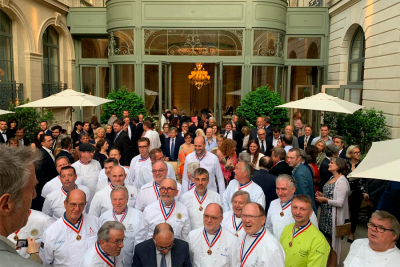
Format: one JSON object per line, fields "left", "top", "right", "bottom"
{"left": 82, "top": 67, "right": 97, "bottom": 121}
{"left": 253, "top": 30, "right": 284, "bottom": 57}
{"left": 145, "top": 65, "right": 159, "bottom": 116}
{"left": 114, "top": 65, "right": 135, "bottom": 92}
{"left": 108, "top": 30, "right": 134, "bottom": 56}
{"left": 252, "top": 66, "right": 275, "bottom": 91}
{"left": 287, "top": 37, "right": 321, "bottom": 59}
{"left": 344, "top": 88, "right": 363, "bottom": 105}
{"left": 99, "top": 67, "right": 110, "bottom": 114}
{"left": 222, "top": 66, "right": 241, "bottom": 124}
{"left": 82, "top": 39, "right": 108, "bottom": 58}
{"left": 43, "top": 26, "right": 59, "bottom": 84}
{"left": 349, "top": 63, "right": 359, "bottom": 82}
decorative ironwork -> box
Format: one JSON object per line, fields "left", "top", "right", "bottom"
{"left": 42, "top": 83, "right": 67, "bottom": 98}
{"left": 108, "top": 30, "right": 134, "bottom": 56}
{"left": 144, "top": 29, "right": 243, "bottom": 56}
{"left": 0, "top": 82, "right": 23, "bottom": 109}
{"left": 309, "top": 0, "right": 323, "bottom": 7}
{"left": 253, "top": 30, "right": 285, "bottom": 58}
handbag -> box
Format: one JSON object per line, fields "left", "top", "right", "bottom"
{"left": 335, "top": 207, "right": 351, "bottom": 237}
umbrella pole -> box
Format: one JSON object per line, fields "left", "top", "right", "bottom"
{"left": 321, "top": 111, "right": 324, "bottom": 125}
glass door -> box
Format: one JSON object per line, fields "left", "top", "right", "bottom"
{"left": 214, "top": 62, "right": 223, "bottom": 126}
{"left": 158, "top": 61, "right": 171, "bottom": 130}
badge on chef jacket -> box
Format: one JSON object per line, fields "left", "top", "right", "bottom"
{"left": 176, "top": 213, "right": 182, "bottom": 219}
{"left": 127, "top": 224, "right": 133, "bottom": 231}
{"left": 30, "top": 229, "right": 39, "bottom": 237}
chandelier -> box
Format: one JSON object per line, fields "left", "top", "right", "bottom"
{"left": 188, "top": 63, "right": 210, "bottom": 90}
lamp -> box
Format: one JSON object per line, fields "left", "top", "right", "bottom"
{"left": 188, "top": 63, "right": 210, "bottom": 90}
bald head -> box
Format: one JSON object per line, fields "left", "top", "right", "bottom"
{"left": 153, "top": 223, "right": 174, "bottom": 255}
{"left": 110, "top": 166, "right": 126, "bottom": 186}
{"left": 66, "top": 188, "right": 86, "bottom": 203}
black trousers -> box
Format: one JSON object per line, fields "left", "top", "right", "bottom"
{"left": 349, "top": 188, "right": 363, "bottom": 233}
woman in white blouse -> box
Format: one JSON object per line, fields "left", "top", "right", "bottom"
{"left": 246, "top": 139, "right": 265, "bottom": 170}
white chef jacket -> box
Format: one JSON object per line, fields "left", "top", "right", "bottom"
{"left": 42, "top": 185, "right": 91, "bottom": 220}
{"left": 265, "top": 198, "right": 319, "bottom": 241}
{"left": 39, "top": 213, "right": 100, "bottom": 267}
{"left": 78, "top": 242, "right": 124, "bottom": 267}
{"left": 99, "top": 206, "right": 142, "bottom": 267}
{"left": 344, "top": 239, "right": 400, "bottom": 267}
{"left": 128, "top": 154, "right": 151, "bottom": 185}
{"left": 89, "top": 184, "right": 137, "bottom": 217}
{"left": 187, "top": 226, "right": 237, "bottom": 267}
{"left": 180, "top": 188, "right": 222, "bottom": 230}
{"left": 97, "top": 165, "right": 132, "bottom": 188}
{"left": 42, "top": 175, "right": 84, "bottom": 198}
{"left": 222, "top": 180, "right": 265, "bottom": 212}
{"left": 182, "top": 151, "right": 225, "bottom": 194}
{"left": 235, "top": 227, "right": 285, "bottom": 267}
{"left": 135, "top": 162, "right": 176, "bottom": 190}
{"left": 72, "top": 160, "right": 102, "bottom": 203}
{"left": 221, "top": 210, "right": 245, "bottom": 237}
{"left": 135, "top": 181, "right": 182, "bottom": 211}
{"left": 144, "top": 130, "right": 161, "bottom": 151}
{"left": 7, "top": 209, "right": 54, "bottom": 258}
{"left": 135, "top": 200, "right": 190, "bottom": 245}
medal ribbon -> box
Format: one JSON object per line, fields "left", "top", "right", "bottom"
{"left": 62, "top": 213, "right": 83, "bottom": 235}
{"left": 189, "top": 182, "right": 195, "bottom": 191}
{"left": 139, "top": 154, "right": 150, "bottom": 162}
{"left": 238, "top": 180, "right": 252, "bottom": 190}
{"left": 292, "top": 220, "right": 311, "bottom": 239}
{"left": 280, "top": 196, "right": 293, "bottom": 211}
{"left": 153, "top": 182, "right": 161, "bottom": 199}
{"left": 195, "top": 151, "right": 207, "bottom": 162}
{"left": 79, "top": 160, "right": 91, "bottom": 165}
{"left": 159, "top": 200, "right": 176, "bottom": 221}
{"left": 61, "top": 185, "right": 78, "bottom": 196}
{"left": 112, "top": 206, "right": 128, "bottom": 223}
{"left": 194, "top": 189, "right": 207, "bottom": 206}
{"left": 232, "top": 214, "right": 243, "bottom": 232}
{"left": 240, "top": 227, "right": 266, "bottom": 267}
{"left": 15, "top": 210, "right": 31, "bottom": 236}
{"left": 203, "top": 226, "right": 222, "bottom": 249}
{"left": 95, "top": 242, "right": 116, "bottom": 267}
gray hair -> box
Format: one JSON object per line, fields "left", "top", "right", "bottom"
{"left": 209, "top": 117, "right": 215, "bottom": 122}
{"left": 346, "top": 145, "right": 360, "bottom": 158}
{"left": 110, "top": 185, "right": 129, "bottom": 199}
{"left": 335, "top": 135, "right": 345, "bottom": 145}
{"left": 325, "top": 144, "right": 339, "bottom": 157}
{"left": 97, "top": 221, "right": 126, "bottom": 244}
{"left": 194, "top": 167, "right": 209, "bottom": 180}
{"left": 242, "top": 162, "right": 254, "bottom": 178}
{"left": 153, "top": 160, "right": 168, "bottom": 170}
{"left": 187, "top": 162, "right": 200, "bottom": 177}
{"left": 276, "top": 174, "right": 297, "bottom": 189}
{"left": 371, "top": 211, "right": 400, "bottom": 241}
{"left": 80, "top": 132, "right": 89, "bottom": 138}
{"left": 231, "top": 190, "right": 251, "bottom": 204}
{"left": 169, "top": 127, "right": 177, "bottom": 133}
{"left": 238, "top": 152, "right": 251, "bottom": 163}
{"left": 0, "top": 145, "right": 41, "bottom": 208}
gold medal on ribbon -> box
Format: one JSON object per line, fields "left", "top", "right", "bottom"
{"left": 14, "top": 235, "right": 18, "bottom": 241}
{"left": 207, "top": 249, "right": 212, "bottom": 255}
{"left": 30, "top": 229, "right": 39, "bottom": 237}
{"left": 199, "top": 206, "right": 203, "bottom": 211}
{"left": 289, "top": 241, "right": 292, "bottom": 247}
{"left": 280, "top": 211, "right": 284, "bottom": 217}
{"left": 235, "top": 233, "right": 238, "bottom": 237}
{"left": 176, "top": 213, "right": 182, "bottom": 219}
{"left": 76, "top": 235, "right": 81, "bottom": 241}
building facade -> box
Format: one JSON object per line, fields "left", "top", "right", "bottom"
{"left": 0, "top": 0, "right": 398, "bottom": 137}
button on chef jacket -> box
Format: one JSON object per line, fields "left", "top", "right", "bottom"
{"left": 42, "top": 185, "right": 91, "bottom": 220}
{"left": 221, "top": 210, "right": 245, "bottom": 237}
{"left": 89, "top": 184, "right": 137, "bottom": 217}
{"left": 72, "top": 159, "right": 102, "bottom": 204}
{"left": 128, "top": 154, "right": 152, "bottom": 186}
{"left": 78, "top": 242, "right": 124, "bottom": 267}
{"left": 187, "top": 226, "right": 237, "bottom": 267}
{"left": 135, "top": 162, "right": 176, "bottom": 190}
{"left": 135, "top": 181, "right": 182, "bottom": 211}
{"left": 135, "top": 200, "right": 190, "bottom": 246}
{"left": 222, "top": 180, "right": 265, "bottom": 212}
{"left": 266, "top": 198, "right": 318, "bottom": 241}
{"left": 7, "top": 209, "right": 54, "bottom": 258}
{"left": 97, "top": 165, "right": 133, "bottom": 190}
{"left": 100, "top": 206, "right": 142, "bottom": 267}
{"left": 42, "top": 175, "right": 84, "bottom": 198}
{"left": 180, "top": 188, "right": 222, "bottom": 230}
{"left": 39, "top": 213, "right": 100, "bottom": 267}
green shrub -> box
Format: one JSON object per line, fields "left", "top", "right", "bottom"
{"left": 0, "top": 99, "right": 54, "bottom": 142}
{"left": 324, "top": 108, "right": 390, "bottom": 154}
{"left": 101, "top": 87, "right": 147, "bottom": 124}
{"left": 236, "top": 85, "right": 289, "bottom": 128}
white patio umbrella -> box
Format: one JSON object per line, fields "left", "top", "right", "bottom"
{"left": 0, "top": 109, "right": 14, "bottom": 115}
{"left": 145, "top": 89, "right": 158, "bottom": 96}
{"left": 348, "top": 139, "right": 400, "bottom": 182}
{"left": 227, "top": 90, "right": 241, "bottom": 96}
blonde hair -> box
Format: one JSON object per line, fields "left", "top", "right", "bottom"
{"left": 195, "top": 129, "right": 205, "bottom": 137}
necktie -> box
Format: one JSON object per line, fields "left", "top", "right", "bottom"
{"left": 261, "top": 141, "right": 265, "bottom": 153}
{"left": 161, "top": 253, "right": 167, "bottom": 267}
{"left": 304, "top": 136, "right": 308, "bottom": 148}
{"left": 225, "top": 131, "right": 230, "bottom": 138}
{"left": 114, "top": 133, "right": 119, "bottom": 142}
{"left": 171, "top": 138, "right": 175, "bottom": 160}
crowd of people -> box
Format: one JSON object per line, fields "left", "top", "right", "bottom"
{"left": 0, "top": 107, "right": 399, "bottom": 267}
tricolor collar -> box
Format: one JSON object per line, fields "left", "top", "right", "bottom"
{"left": 238, "top": 180, "right": 252, "bottom": 190}
{"left": 79, "top": 159, "right": 91, "bottom": 165}
{"left": 95, "top": 242, "right": 117, "bottom": 267}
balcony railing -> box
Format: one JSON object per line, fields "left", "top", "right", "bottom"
{"left": 0, "top": 82, "right": 23, "bottom": 109}
{"left": 287, "top": 0, "right": 327, "bottom": 7}
{"left": 43, "top": 83, "right": 68, "bottom": 98}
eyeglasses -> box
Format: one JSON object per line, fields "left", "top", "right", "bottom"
{"left": 159, "top": 187, "right": 177, "bottom": 193}
{"left": 367, "top": 222, "right": 394, "bottom": 233}
{"left": 203, "top": 214, "right": 222, "bottom": 220}
{"left": 353, "top": 151, "right": 361, "bottom": 155}
{"left": 241, "top": 214, "right": 264, "bottom": 220}
{"left": 155, "top": 244, "right": 174, "bottom": 251}
{"left": 108, "top": 237, "right": 126, "bottom": 246}
{"left": 152, "top": 169, "right": 167, "bottom": 173}
{"left": 67, "top": 202, "right": 86, "bottom": 209}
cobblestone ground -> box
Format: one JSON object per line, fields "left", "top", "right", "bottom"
{"left": 338, "top": 218, "right": 368, "bottom": 266}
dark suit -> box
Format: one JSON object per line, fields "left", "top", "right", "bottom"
{"left": 339, "top": 149, "right": 347, "bottom": 159}
{"left": 0, "top": 239, "right": 41, "bottom": 266}
{"left": 264, "top": 136, "right": 275, "bottom": 156}
{"left": 44, "top": 129, "right": 52, "bottom": 135}
{"left": 293, "top": 164, "right": 317, "bottom": 213}
{"left": 55, "top": 150, "right": 74, "bottom": 164}
{"left": 265, "top": 124, "right": 273, "bottom": 137}
{"left": 269, "top": 161, "right": 293, "bottom": 176}
{"left": 225, "top": 105, "right": 233, "bottom": 116}
{"left": 298, "top": 135, "right": 315, "bottom": 150}
{"left": 257, "top": 138, "right": 269, "bottom": 155}
{"left": 133, "top": 238, "right": 191, "bottom": 267}
{"left": 0, "top": 131, "right": 12, "bottom": 144}
{"left": 252, "top": 169, "right": 278, "bottom": 211}
{"left": 220, "top": 130, "right": 242, "bottom": 153}
{"left": 32, "top": 148, "right": 58, "bottom": 211}
{"left": 18, "top": 137, "right": 30, "bottom": 146}
{"left": 249, "top": 127, "right": 271, "bottom": 141}
{"left": 319, "top": 158, "right": 332, "bottom": 192}
{"left": 112, "top": 131, "right": 131, "bottom": 166}
{"left": 164, "top": 135, "right": 185, "bottom": 161}
{"left": 131, "top": 123, "right": 144, "bottom": 156}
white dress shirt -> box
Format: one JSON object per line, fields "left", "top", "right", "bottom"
{"left": 1, "top": 130, "right": 8, "bottom": 142}
{"left": 272, "top": 137, "right": 279, "bottom": 147}
{"left": 7, "top": 210, "right": 54, "bottom": 258}
{"left": 135, "top": 200, "right": 190, "bottom": 245}
{"left": 135, "top": 181, "right": 182, "bottom": 211}
{"left": 128, "top": 154, "right": 151, "bottom": 185}
{"left": 42, "top": 175, "right": 83, "bottom": 198}
{"left": 187, "top": 226, "right": 237, "bottom": 267}
{"left": 221, "top": 210, "right": 245, "bottom": 237}
{"left": 144, "top": 130, "right": 161, "bottom": 151}
{"left": 180, "top": 188, "right": 222, "bottom": 230}
{"left": 224, "top": 131, "right": 233, "bottom": 140}
{"left": 265, "top": 198, "right": 318, "bottom": 241}
{"left": 39, "top": 214, "right": 100, "bottom": 267}
{"left": 42, "top": 185, "right": 91, "bottom": 220}
{"left": 182, "top": 151, "right": 225, "bottom": 194}
{"left": 42, "top": 146, "right": 55, "bottom": 162}
{"left": 72, "top": 159, "right": 102, "bottom": 204}
{"left": 89, "top": 184, "right": 137, "bottom": 217}
{"left": 222, "top": 180, "right": 265, "bottom": 212}
{"left": 78, "top": 242, "right": 124, "bottom": 267}
{"left": 136, "top": 162, "right": 176, "bottom": 190}
{"left": 100, "top": 206, "right": 142, "bottom": 267}
{"left": 250, "top": 153, "right": 265, "bottom": 170}
{"left": 97, "top": 165, "right": 133, "bottom": 190}
{"left": 156, "top": 250, "right": 171, "bottom": 267}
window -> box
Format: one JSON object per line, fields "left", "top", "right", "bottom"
{"left": 114, "top": 65, "right": 135, "bottom": 92}
{"left": 81, "top": 38, "right": 108, "bottom": 58}
{"left": 0, "top": 10, "right": 13, "bottom": 83}
{"left": 287, "top": 37, "right": 321, "bottom": 59}
{"left": 348, "top": 27, "right": 365, "bottom": 84}
{"left": 252, "top": 66, "right": 275, "bottom": 91}
{"left": 108, "top": 30, "right": 134, "bottom": 56}
{"left": 43, "top": 26, "right": 60, "bottom": 84}
{"left": 253, "top": 30, "right": 284, "bottom": 58}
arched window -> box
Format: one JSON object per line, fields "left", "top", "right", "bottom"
{"left": 0, "top": 10, "right": 13, "bottom": 83}
{"left": 43, "top": 26, "right": 59, "bottom": 85}
{"left": 348, "top": 27, "right": 365, "bottom": 84}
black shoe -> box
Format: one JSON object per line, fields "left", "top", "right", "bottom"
{"left": 347, "top": 237, "right": 354, "bottom": 243}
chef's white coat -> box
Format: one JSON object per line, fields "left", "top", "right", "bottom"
{"left": 128, "top": 154, "right": 151, "bottom": 186}
{"left": 180, "top": 188, "right": 222, "bottom": 230}
{"left": 71, "top": 160, "right": 102, "bottom": 204}
{"left": 42, "top": 175, "right": 83, "bottom": 198}
{"left": 135, "top": 181, "right": 182, "bottom": 211}
{"left": 135, "top": 162, "right": 176, "bottom": 190}
{"left": 222, "top": 180, "right": 266, "bottom": 212}
{"left": 78, "top": 242, "right": 124, "bottom": 267}
{"left": 221, "top": 210, "right": 245, "bottom": 237}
